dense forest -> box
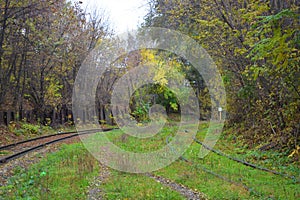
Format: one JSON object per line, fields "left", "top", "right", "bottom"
{"left": 0, "top": 0, "right": 299, "bottom": 155}
{"left": 142, "top": 0, "right": 300, "bottom": 153}
{"left": 0, "top": 0, "right": 110, "bottom": 124}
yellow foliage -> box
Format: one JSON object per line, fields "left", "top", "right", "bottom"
{"left": 288, "top": 146, "right": 300, "bottom": 158}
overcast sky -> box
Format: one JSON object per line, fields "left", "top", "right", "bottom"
{"left": 73, "top": 0, "right": 149, "bottom": 34}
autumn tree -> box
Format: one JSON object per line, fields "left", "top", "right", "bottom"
{"left": 143, "top": 0, "right": 300, "bottom": 151}
{"left": 0, "top": 0, "right": 110, "bottom": 125}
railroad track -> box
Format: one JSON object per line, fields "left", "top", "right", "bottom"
{"left": 1, "top": 127, "right": 298, "bottom": 199}
{"left": 0, "top": 128, "right": 114, "bottom": 164}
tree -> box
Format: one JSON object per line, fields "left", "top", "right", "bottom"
{"left": 143, "top": 0, "right": 300, "bottom": 150}
{"left": 0, "top": 0, "right": 110, "bottom": 125}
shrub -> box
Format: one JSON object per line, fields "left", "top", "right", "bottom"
{"left": 20, "top": 123, "right": 40, "bottom": 135}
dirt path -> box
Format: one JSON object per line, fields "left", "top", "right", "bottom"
{"left": 87, "top": 164, "right": 111, "bottom": 200}
{"left": 145, "top": 173, "right": 208, "bottom": 200}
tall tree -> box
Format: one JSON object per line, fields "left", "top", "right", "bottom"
{"left": 143, "top": 0, "right": 300, "bottom": 150}
{"left": 0, "top": 0, "right": 110, "bottom": 124}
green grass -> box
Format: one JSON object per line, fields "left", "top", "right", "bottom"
{"left": 1, "top": 143, "right": 99, "bottom": 200}
{"left": 0, "top": 142, "right": 185, "bottom": 200}
{"left": 1, "top": 122, "right": 299, "bottom": 199}
{"left": 101, "top": 125, "right": 179, "bottom": 153}
{"left": 156, "top": 142, "right": 299, "bottom": 199}
{"left": 91, "top": 123, "right": 299, "bottom": 199}
{"left": 100, "top": 170, "right": 184, "bottom": 199}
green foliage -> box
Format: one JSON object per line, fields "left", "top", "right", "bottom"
{"left": 143, "top": 0, "right": 300, "bottom": 151}
{"left": 19, "top": 123, "right": 40, "bottom": 135}
{"left": 131, "top": 100, "right": 150, "bottom": 122}
{"left": 10, "top": 122, "right": 54, "bottom": 136}
{"left": 138, "top": 50, "right": 188, "bottom": 111}
{"left": 243, "top": 7, "right": 300, "bottom": 148}
{"left": 10, "top": 122, "right": 40, "bottom": 136}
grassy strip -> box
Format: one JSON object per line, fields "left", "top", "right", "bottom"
{"left": 99, "top": 170, "right": 184, "bottom": 199}
{"left": 1, "top": 143, "right": 99, "bottom": 199}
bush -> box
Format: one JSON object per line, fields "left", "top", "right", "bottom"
{"left": 21, "top": 123, "right": 40, "bottom": 134}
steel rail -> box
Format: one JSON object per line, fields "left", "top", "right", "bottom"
{"left": 0, "top": 128, "right": 115, "bottom": 164}
{"left": 0, "top": 130, "right": 77, "bottom": 150}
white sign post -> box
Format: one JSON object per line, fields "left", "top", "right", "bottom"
{"left": 218, "top": 107, "right": 222, "bottom": 121}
